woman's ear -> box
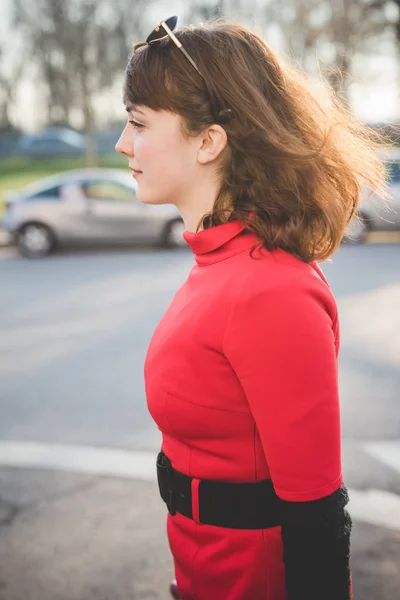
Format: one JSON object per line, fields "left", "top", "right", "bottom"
{"left": 197, "top": 124, "right": 228, "bottom": 165}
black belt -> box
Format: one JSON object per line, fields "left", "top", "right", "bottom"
{"left": 156, "top": 451, "right": 281, "bottom": 530}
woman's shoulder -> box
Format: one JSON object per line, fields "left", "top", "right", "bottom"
{"left": 228, "top": 247, "right": 338, "bottom": 323}
{"left": 239, "top": 246, "right": 329, "bottom": 291}
{"left": 230, "top": 245, "right": 337, "bottom": 314}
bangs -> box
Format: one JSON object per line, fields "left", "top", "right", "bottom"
{"left": 123, "top": 42, "right": 181, "bottom": 113}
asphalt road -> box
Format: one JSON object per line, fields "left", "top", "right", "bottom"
{"left": 0, "top": 241, "right": 400, "bottom": 600}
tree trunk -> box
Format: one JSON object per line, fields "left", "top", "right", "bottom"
{"left": 83, "top": 95, "right": 97, "bottom": 167}
{"left": 80, "top": 70, "right": 97, "bottom": 167}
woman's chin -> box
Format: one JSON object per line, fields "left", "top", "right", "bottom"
{"left": 137, "top": 192, "right": 173, "bottom": 206}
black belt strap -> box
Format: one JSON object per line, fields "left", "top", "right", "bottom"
{"left": 156, "top": 451, "right": 281, "bottom": 530}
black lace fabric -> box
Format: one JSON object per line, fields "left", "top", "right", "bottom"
{"left": 280, "top": 484, "right": 352, "bottom": 600}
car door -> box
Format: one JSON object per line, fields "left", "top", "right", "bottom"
{"left": 80, "top": 179, "right": 155, "bottom": 243}
{"left": 58, "top": 181, "right": 98, "bottom": 241}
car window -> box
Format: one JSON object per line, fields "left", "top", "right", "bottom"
{"left": 28, "top": 186, "right": 61, "bottom": 200}
{"left": 82, "top": 180, "right": 136, "bottom": 201}
{"left": 386, "top": 161, "right": 400, "bottom": 184}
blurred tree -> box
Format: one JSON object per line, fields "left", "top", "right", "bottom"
{"left": 14, "top": 0, "right": 149, "bottom": 166}
{"left": 387, "top": 0, "right": 400, "bottom": 41}
{"left": 187, "top": 0, "right": 396, "bottom": 109}
{"left": 0, "top": 46, "right": 18, "bottom": 130}
{"left": 186, "top": 0, "right": 254, "bottom": 24}
{"left": 0, "top": 3, "right": 25, "bottom": 131}
{"left": 263, "top": 0, "right": 395, "bottom": 106}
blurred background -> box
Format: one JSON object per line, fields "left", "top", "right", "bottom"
{"left": 0, "top": 0, "right": 400, "bottom": 599}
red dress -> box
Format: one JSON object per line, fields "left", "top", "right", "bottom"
{"left": 145, "top": 220, "right": 343, "bottom": 600}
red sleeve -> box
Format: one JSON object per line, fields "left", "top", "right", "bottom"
{"left": 223, "top": 274, "right": 343, "bottom": 502}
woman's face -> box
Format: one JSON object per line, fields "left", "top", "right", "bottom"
{"left": 115, "top": 105, "right": 200, "bottom": 206}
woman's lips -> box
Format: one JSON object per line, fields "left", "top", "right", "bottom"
{"left": 132, "top": 169, "right": 142, "bottom": 179}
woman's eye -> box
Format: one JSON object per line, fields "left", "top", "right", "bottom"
{"left": 129, "top": 120, "right": 144, "bottom": 129}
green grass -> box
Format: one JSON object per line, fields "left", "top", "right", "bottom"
{"left": 0, "top": 154, "right": 127, "bottom": 215}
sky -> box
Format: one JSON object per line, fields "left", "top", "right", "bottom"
{"left": 2, "top": 0, "right": 400, "bottom": 131}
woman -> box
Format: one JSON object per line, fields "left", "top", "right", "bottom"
{"left": 116, "top": 16, "right": 385, "bottom": 600}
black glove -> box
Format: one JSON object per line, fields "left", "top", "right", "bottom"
{"left": 280, "top": 484, "right": 353, "bottom": 600}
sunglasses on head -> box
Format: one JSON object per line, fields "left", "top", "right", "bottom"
{"left": 133, "top": 16, "right": 232, "bottom": 124}
{"left": 134, "top": 16, "right": 203, "bottom": 78}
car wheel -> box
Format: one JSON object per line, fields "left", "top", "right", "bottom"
{"left": 343, "top": 214, "right": 369, "bottom": 244}
{"left": 163, "top": 219, "right": 187, "bottom": 248}
{"left": 17, "top": 223, "right": 56, "bottom": 257}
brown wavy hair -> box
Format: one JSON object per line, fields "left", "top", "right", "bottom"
{"left": 123, "top": 19, "right": 387, "bottom": 262}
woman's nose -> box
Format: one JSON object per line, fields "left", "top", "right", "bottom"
{"left": 115, "top": 125, "right": 133, "bottom": 157}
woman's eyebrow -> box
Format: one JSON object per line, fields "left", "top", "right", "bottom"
{"left": 125, "top": 104, "right": 146, "bottom": 116}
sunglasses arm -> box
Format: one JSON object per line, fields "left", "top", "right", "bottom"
{"left": 161, "top": 21, "right": 203, "bottom": 77}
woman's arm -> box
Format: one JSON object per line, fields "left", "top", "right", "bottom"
{"left": 223, "top": 270, "right": 352, "bottom": 599}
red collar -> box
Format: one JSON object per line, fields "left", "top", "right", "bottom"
{"left": 183, "top": 220, "right": 259, "bottom": 266}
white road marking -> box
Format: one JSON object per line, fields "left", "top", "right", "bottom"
{"left": 0, "top": 441, "right": 400, "bottom": 531}
{"left": 363, "top": 441, "right": 400, "bottom": 475}
{"left": 0, "top": 441, "right": 157, "bottom": 482}
{"left": 347, "top": 488, "right": 400, "bottom": 531}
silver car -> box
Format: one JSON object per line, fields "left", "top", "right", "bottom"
{"left": 2, "top": 169, "right": 187, "bottom": 257}
{"left": 344, "top": 147, "right": 400, "bottom": 243}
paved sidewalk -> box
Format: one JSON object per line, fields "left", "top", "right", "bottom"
{"left": 0, "top": 468, "right": 400, "bottom": 600}
{"left": 0, "top": 469, "right": 173, "bottom": 600}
